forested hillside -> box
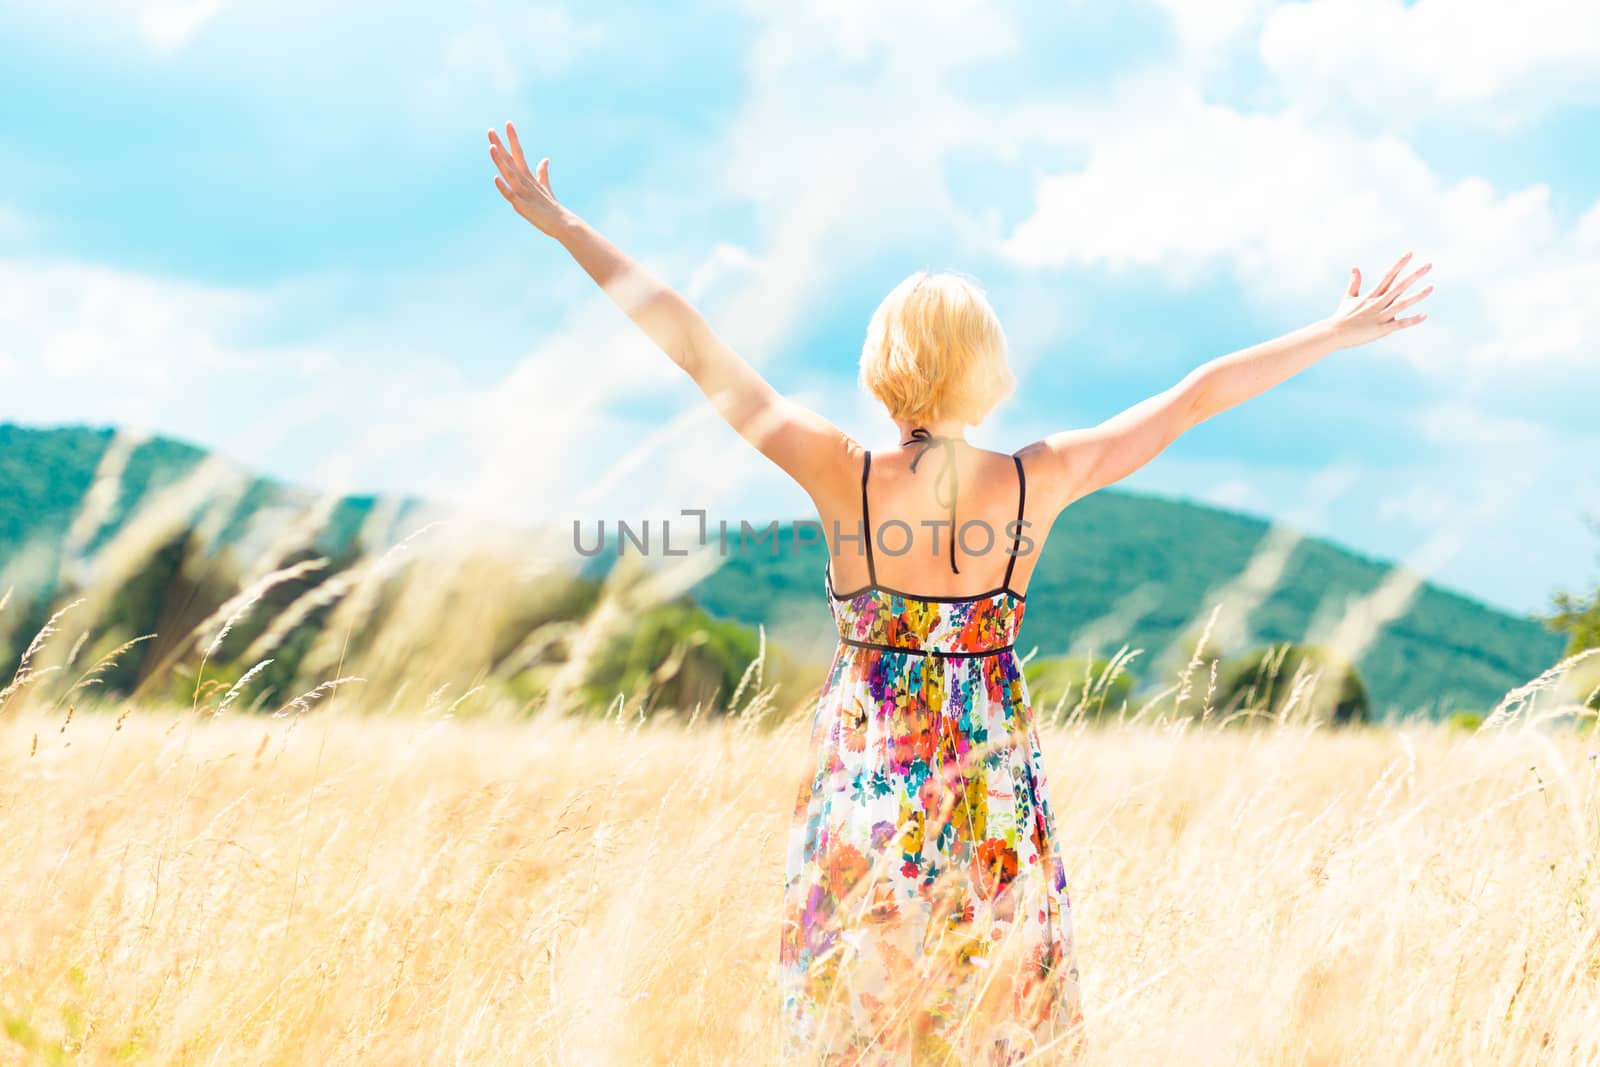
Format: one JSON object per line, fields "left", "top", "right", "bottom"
{"left": 0, "top": 423, "right": 1572, "bottom": 719}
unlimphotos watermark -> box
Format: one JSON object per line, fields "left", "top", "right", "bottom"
{"left": 572, "top": 510, "right": 1037, "bottom": 560}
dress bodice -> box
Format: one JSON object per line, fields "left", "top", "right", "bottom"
{"left": 824, "top": 564, "right": 1026, "bottom": 656}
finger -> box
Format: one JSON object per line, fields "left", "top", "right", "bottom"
{"left": 1347, "top": 267, "right": 1360, "bottom": 298}
{"left": 1370, "top": 251, "right": 1413, "bottom": 299}
{"left": 487, "top": 143, "right": 522, "bottom": 186}
{"left": 488, "top": 144, "right": 518, "bottom": 185}
{"left": 537, "top": 157, "right": 552, "bottom": 194}
{"left": 505, "top": 121, "right": 531, "bottom": 172}
{"left": 1381, "top": 285, "right": 1433, "bottom": 319}
{"left": 1381, "top": 261, "right": 1432, "bottom": 307}
{"left": 494, "top": 175, "right": 514, "bottom": 203}
{"left": 488, "top": 131, "right": 530, "bottom": 177}
{"left": 487, "top": 130, "right": 509, "bottom": 167}
{"left": 1396, "top": 312, "right": 1427, "bottom": 328}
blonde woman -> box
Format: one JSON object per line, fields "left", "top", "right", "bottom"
{"left": 487, "top": 121, "right": 1432, "bottom": 1064}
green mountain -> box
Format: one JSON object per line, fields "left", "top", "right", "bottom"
{"left": 691, "top": 494, "right": 1569, "bottom": 721}
{"left": 0, "top": 423, "right": 407, "bottom": 583}
{"left": 1, "top": 423, "right": 1569, "bottom": 720}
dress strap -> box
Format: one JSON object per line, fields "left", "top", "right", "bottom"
{"left": 1002, "top": 453, "right": 1026, "bottom": 590}
{"left": 860, "top": 450, "right": 877, "bottom": 586}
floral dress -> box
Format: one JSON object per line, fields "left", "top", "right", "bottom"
{"left": 778, "top": 447, "right": 1086, "bottom": 1065}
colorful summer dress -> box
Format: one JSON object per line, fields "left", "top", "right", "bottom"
{"left": 778, "top": 443, "right": 1087, "bottom": 1065}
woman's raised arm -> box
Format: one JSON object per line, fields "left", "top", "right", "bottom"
{"left": 1019, "top": 251, "right": 1434, "bottom": 519}
{"left": 487, "top": 121, "right": 855, "bottom": 506}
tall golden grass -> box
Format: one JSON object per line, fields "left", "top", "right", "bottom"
{"left": 2, "top": 457, "right": 1600, "bottom": 1063}
{"left": 5, "top": 677, "right": 1600, "bottom": 1064}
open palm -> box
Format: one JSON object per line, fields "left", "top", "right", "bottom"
{"left": 487, "top": 121, "right": 569, "bottom": 237}
{"left": 1331, "top": 251, "right": 1433, "bottom": 346}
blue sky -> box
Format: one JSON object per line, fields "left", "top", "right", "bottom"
{"left": 1, "top": 0, "right": 1597, "bottom": 618}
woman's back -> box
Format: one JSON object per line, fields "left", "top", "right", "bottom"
{"left": 822, "top": 438, "right": 1047, "bottom": 602}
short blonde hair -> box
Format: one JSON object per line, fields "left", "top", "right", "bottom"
{"left": 858, "top": 271, "right": 1015, "bottom": 426}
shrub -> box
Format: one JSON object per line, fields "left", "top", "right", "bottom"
{"left": 582, "top": 599, "right": 765, "bottom": 716}
{"left": 1212, "top": 642, "right": 1370, "bottom": 726}
{"left": 1025, "top": 654, "right": 1136, "bottom": 723}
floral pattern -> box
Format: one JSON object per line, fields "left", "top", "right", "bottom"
{"left": 778, "top": 568, "right": 1086, "bottom": 1064}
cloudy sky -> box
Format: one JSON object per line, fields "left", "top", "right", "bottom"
{"left": 1, "top": 0, "right": 1597, "bottom": 617}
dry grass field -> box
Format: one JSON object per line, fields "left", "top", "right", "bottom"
{"left": 4, "top": 683, "right": 1600, "bottom": 1065}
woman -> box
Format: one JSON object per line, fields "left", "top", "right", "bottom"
{"left": 487, "top": 121, "right": 1431, "bottom": 1064}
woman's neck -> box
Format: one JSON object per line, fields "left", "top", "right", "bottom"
{"left": 894, "top": 417, "right": 968, "bottom": 442}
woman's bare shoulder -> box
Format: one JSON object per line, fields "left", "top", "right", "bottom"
{"left": 1009, "top": 437, "right": 1083, "bottom": 517}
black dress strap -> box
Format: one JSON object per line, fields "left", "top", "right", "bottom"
{"left": 860, "top": 450, "right": 877, "bottom": 586}
{"left": 1002, "top": 453, "right": 1026, "bottom": 590}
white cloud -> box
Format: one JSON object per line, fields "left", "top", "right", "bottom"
{"left": 1579, "top": 201, "right": 1600, "bottom": 248}
{"left": 741, "top": 0, "right": 1020, "bottom": 71}
{"left": 997, "top": 73, "right": 1600, "bottom": 383}
{"left": 0, "top": 253, "right": 485, "bottom": 499}
{"left": 1260, "top": 0, "right": 1600, "bottom": 132}
{"left": 1147, "top": 0, "right": 1275, "bottom": 66}
{"left": 5, "top": 0, "right": 607, "bottom": 140}
{"left": 139, "top": 0, "right": 222, "bottom": 54}
{"left": 1376, "top": 485, "right": 1457, "bottom": 528}
{"left": 4, "top": 0, "right": 226, "bottom": 55}
{"left": 1415, "top": 403, "right": 1556, "bottom": 451}
{"left": 1202, "top": 478, "right": 1270, "bottom": 514}
{"left": 422, "top": 6, "right": 607, "bottom": 119}
{"left": 1001, "top": 85, "right": 1412, "bottom": 288}
{"left": 0, "top": 259, "right": 264, "bottom": 391}
{"left": 722, "top": 0, "right": 1028, "bottom": 250}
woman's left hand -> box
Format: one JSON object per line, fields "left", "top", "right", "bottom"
{"left": 488, "top": 121, "right": 573, "bottom": 238}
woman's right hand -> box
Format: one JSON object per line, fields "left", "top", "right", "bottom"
{"left": 1327, "top": 251, "right": 1433, "bottom": 347}
{"left": 487, "top": 121, "right": 574, "bottom": 239}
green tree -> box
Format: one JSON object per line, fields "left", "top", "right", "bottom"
{"left": 0, "top": 589, "right": 53, "bottom": 687}
{"left": 1547, "top": 516, "right": 1600, "bottom": 653}
{"left": 582, "top": 598, "right": 764, "bottom": 715}
{"left": 211, "top": 543, "right": 367, "bottom": 711}
{"left": 1025, "top": 654, "right": 1136, "bottom": 723}
{"left": 1545, "top": 514, "right": 1600, "bottom": 710}
{"left": 1213, "top": 642, "right": 1370, "bottom": 726}
{"left": 93, "top": 527, "right": 241, "bottom": 697}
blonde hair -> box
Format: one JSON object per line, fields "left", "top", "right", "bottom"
{"left": 858, "top": 271, "right": 1015, "bottom": 425}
